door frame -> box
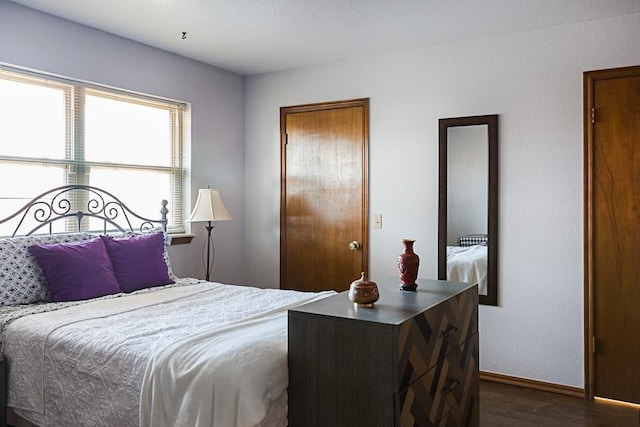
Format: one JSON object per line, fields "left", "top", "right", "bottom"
{"left": 279, "top": 98, "right": 370, "bottom": 290}
{"left": 583, "top": 65, "right": 640, "bottom": 400}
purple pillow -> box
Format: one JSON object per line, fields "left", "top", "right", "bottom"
{"left": 28, "top": 238, "right": 121, "bottom": 302}
{"left": 100, "top": 232, "right": 173, "bottom": 292}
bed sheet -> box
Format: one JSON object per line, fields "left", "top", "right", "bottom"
{"left": 446, "top": 244, "right": 487, "bottom": 295}
{"left": 3, "top": 279, "right": 331, "bottom": 427}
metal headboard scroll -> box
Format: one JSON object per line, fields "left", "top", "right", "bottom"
{"left": 0, "top": 185, "right": 168, "bottom": 237}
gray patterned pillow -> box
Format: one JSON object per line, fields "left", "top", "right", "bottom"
{"left": 0, "top": 233, "right": 93, "bottom": 305}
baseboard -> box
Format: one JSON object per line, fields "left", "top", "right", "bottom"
{"left": 480, "top": 371, "right": 585, "bottom": 398}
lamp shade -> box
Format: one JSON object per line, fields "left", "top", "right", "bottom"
{"left": 187, "top": 189, "right": 233, "bottom": 222}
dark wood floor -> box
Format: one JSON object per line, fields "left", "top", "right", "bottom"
{"left": 481, "top": 380, "right": 640, "bottom": 426}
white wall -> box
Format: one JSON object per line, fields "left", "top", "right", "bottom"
{"left": 0, "top": 0, "right": 245, "bottom": 284}
{"left": 244, "top": 12, "right": 640, "bottom": 387}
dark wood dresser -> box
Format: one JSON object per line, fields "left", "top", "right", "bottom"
{"left": 288, "top": 278, "right": 479, "bottom": 427}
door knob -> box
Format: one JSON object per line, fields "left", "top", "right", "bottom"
{"left": 348, "top": 241, "right": 361, "bottom": 250}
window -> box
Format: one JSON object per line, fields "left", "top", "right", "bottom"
{"left": 0, "top": 66, "right": 185, "bottom": 236}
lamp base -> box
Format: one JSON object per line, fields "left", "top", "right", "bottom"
{"left": 203, "top": 222, "right": 216, "bottom": 281}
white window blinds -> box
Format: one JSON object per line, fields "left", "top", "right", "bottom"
{"left": 0, "top": 66, "right": 185, "bottom": 235}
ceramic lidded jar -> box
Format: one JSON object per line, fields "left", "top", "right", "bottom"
{"left": 348, "top": 272, "right": 379, "bottom": 308}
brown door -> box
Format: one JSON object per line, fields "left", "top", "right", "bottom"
{"left": 280, "top": 99, "right": 369, "bottom": 292}
{"left": 585, "top": 66, "right": 640, "bottom": 403}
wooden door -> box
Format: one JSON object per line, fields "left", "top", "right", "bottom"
{"left": 585, "top": 66, "right": 640, "bottom": 403}
{"left": 280, "top": 99, "right": 369, "bottom": 292}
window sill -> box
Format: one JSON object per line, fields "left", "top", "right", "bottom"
{"left": 169, "top": 233, "right": 195, "bottom": 245}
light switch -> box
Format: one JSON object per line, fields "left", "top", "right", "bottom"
{"left": 374, "top": 214, "right": 382, "bottom": 229}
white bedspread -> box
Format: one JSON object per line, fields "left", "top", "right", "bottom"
{"left": 3, "top": 280, "right": 332, "bottom": 427}
{"left": 140, "top": 299, "right": 323, "bottom": 427}
{"left": 446, "top": 244, "right": 487, "bottom": 295}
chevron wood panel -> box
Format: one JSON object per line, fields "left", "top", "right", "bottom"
{"left": 397, "top": 287, "right": 478, "bottom": 391}
{"left": 396, "top": 332, "right": 479, "bottom": 426}
{"left": 440, "top": 379, "right": 479, "bottom": 427}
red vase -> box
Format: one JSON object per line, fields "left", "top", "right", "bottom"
{"left": 397, "top": 239, "right": 419, "bottom": 291}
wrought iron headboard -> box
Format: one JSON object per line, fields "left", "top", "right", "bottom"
{"left": 0, "top": 185, "right": 168, "bottom": 237}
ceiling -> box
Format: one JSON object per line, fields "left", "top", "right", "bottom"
{"left": 8, "top": 0, "right": 640, "bottom": 76}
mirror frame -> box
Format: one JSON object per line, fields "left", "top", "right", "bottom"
{"left": 438, "top": 114, "right": 498, "bottom": 306}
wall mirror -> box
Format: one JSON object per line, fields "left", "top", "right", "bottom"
{"left": 438, "top": 114, "right": 498, "bottom": 305}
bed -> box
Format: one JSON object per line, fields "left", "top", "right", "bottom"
{"left": 446, "top": 234, "right": 488, "bottom": 295}
{"left": 0, "top": 185, "right": 331, "bottom": 427}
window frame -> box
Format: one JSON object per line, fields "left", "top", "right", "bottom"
{"left": 0, "top": 65, "right": 185, "bottom": 233}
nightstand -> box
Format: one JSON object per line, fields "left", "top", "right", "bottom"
{"left": 288, "top": 278, "right": 479, "bottom": 427}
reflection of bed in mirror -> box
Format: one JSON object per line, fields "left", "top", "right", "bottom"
{"left": 446, "top": 234, "right": 488, "bottom": 295}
